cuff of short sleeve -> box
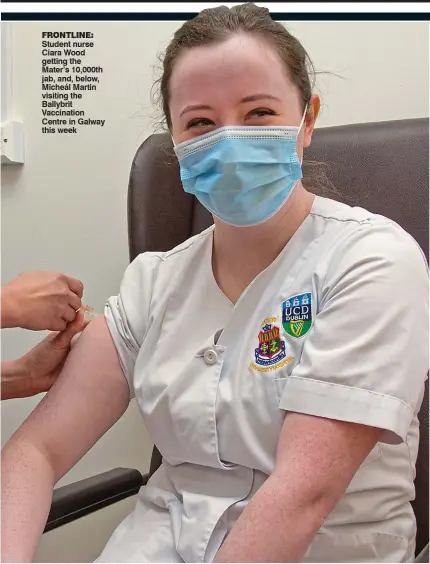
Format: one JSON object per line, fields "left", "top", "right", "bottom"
{"left": 104, "top": 299, "right": 135, "bottom": 400}
{"left": 279, "top": 376, "right": 414, "bottom": 444}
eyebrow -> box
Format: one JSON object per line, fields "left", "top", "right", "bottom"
{"left": 180, "top": 104, "right": 212, "bottom": 117}
{"left": 179, "top": 94, "right": 280, "bottom": 117}
{"left": 240, "top": 93, "right": 281, "bottom": 103}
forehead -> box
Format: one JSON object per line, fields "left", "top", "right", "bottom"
{"left": 169, "top": 34, "right": 299, "bottom": 112}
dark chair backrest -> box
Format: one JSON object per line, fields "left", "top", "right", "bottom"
{"left": 128, "top": 119, "right": 429, "bottom": 555}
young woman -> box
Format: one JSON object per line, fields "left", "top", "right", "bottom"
{"left": 2, "top": 4, "right": 428, "bottom": 563}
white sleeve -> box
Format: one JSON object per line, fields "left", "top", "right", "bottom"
{"left": 279, "top": 222, "right": 429, "bottom": 444}
{"left": 104, "top": 252, "right": 162, "bottom": 399}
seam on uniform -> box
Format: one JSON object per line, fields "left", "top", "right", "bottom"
{"left": 405, "top": 431, "right": 416, "bottom": 485}
{"left": 318, "top": 219, "right": 427, "bottom": 310}
{"left": 309, "top": 210, "right": 393, "bottom": 228}
{"left": 317, "top": 222, "right": 379, "bottom": 309}
{"left": 144, "top": 255, "right": 160, "bottom": 343}
{"left": 161, "top": 227, "right": 214, "bottom": 262}
{"left": 146, "top": 252, "right": 164, "bottom": 260}
{"left": 288, "top": 375, "right": 414, "bottom": 413}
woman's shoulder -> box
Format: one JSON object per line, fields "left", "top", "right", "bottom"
{"left": 311, "top": 195, "right": 427, "bottom": 268}
{"left": 123, "top": 225, "right": 214, "bottom": 296}
{"left": 311, "top": 194, "right": 402, "bottom": 228}
{"left": 130, "top": 225, "right": 213, "bottom": 269}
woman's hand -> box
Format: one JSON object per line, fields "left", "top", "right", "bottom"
{"left": 1, "top": 271, "right": 84, "bottom": 331}
{"left": 1, "top": 312, "right": 87, "bottom": 400}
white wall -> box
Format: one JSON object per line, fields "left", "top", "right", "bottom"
{"left": 1, "top": 19, "right": 428, "bottom": 563}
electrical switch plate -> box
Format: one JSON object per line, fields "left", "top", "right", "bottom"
{"left": 1, "top": 121, "right": 25, "bottom": 165}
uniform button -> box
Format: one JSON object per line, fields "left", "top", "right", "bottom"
{"left": 203, "top": 349, "right": 218, "bottom": 365}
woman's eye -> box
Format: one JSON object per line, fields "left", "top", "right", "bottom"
{"left": 186, "top": 118, "right": 214, "bottom": 129}
{"left": 248, "top": 108, "right": 276, "bottom": 118}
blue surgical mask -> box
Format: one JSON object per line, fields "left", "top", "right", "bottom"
{"left": 173, "top": 108, "right": 307, "bottom": 227}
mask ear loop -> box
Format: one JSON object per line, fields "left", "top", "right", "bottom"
{"left": 299, "top": 104, "right": 308, "bottom": 132}
{"left": 298, "top": 104, "right": 309, "bottom": 165}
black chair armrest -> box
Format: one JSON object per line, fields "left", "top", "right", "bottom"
{"left": 415, "top": 543, "right": 429, "bottom": 563}
{"left": 44, "top": 467, "right": 147, "bottom": 533}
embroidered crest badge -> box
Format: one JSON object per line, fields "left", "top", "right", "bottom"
{"left": 250, "top": 317, "right": 294, "bottom": 372}
{"left": 282, "top": 293, "right": 312, "bottom": 338}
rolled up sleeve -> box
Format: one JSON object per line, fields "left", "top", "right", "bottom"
{"left": 279, "top": 222, "right": 429, "bottom": 444}
{"left": 105, "top": 252, "right": 162, "bottom": 399}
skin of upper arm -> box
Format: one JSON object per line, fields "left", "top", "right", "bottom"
{"left": 273, "top": 412, "right": 383, "bottom": 507}
{"left": 213, "top": 413, "right": 383, "bottom": 563}
{"left": 8, "top": 314, "right": 130, "bottom": 483}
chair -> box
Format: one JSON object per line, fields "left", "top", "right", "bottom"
{"left": 45, "top": 118, "right": 429, "bottom": 562}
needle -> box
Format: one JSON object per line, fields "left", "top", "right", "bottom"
{"left": 80, "top": 304, "right": 98, "bottom": 318}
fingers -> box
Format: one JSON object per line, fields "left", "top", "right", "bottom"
{"left": 64, "top": 278, "right": 84, "bottom": 320}
{"left": 64, "top": 276, "right": 84, "bottom": 299}
{"left": 62, "top": 306, "right": 77, "bottom": 323}
{"left": 68, "top": 292, "right": 82, "bottom": 312}
{"left": 69, "top": 315, "right": 92, "bottom": 349}
{"left": 70, "top": 318, "right": 90, "bottom": 348}
{"left": 51, "top": 309, "right": 93, "bottom": 345}
{"left": 70, "top": 332, "right": 82, "bottom": 348}
{"left": 55, "top": 310, "right": 87, "bottom": 347}
{"left": 51, "top": 319, "right": 68, "bottom": 332}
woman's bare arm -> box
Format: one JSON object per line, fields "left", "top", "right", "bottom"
{"left": 214, "top": 413, "right": 382, "bottom": 563}
{"left": 1, "top": 315, "right": 130, "bottom": 563}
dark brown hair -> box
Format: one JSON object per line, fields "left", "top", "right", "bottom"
{"left": 153, "top": 2, "right": 338, "bottom": 197}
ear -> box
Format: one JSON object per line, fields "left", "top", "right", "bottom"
{"left": 303, "top": 94, "right": 320, "bottom": 149}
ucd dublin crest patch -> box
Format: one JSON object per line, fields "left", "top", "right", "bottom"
{"left": 250, "top": 317, "right": 294, "bottom": 372}
{"left": 282, "top": 293, "right": 313, "bottom": 338}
